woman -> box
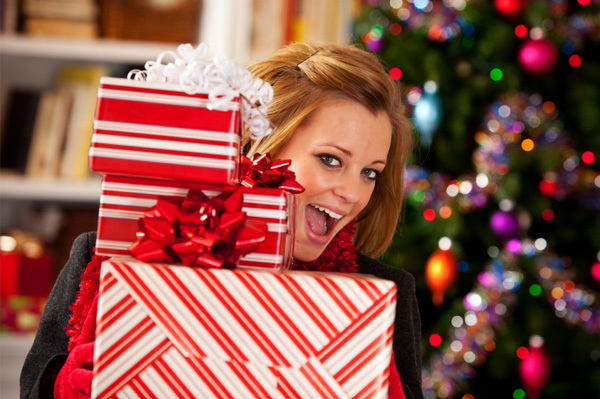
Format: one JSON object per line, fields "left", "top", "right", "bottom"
{"left": 20, "top": 42, "right": 422, "bottom": 399}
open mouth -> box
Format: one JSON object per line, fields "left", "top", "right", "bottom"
{"left": 305, "top": 204, "right": 343, "bottom": 236}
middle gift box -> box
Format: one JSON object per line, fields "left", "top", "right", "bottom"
{"left": 95, "top": 174, "right": 296, "bottom": 270}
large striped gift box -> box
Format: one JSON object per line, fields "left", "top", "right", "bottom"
{"left": 89, "top": 77, "right": 241, "bottom": 185}
{"left": 95, "top": 174, "right": 295, "bottom": 270}
{"left": 92, "top": 258, "right": 397, "bottom": 399}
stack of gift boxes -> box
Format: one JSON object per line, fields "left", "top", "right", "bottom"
{"left": 87, "top": 45, "right": 397, "bottom": 399}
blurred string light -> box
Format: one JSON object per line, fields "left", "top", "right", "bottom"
{"left": 403, "top": 91, "right": 599, "bottom": 397}
{"left": 378, "top": 0, "right": 472, "bottom": 43}
{"left": 422, "top": 238, "right": 600, "bottom": 398}
{"left": 534, "top": 254, "right": 600, "bottom": 334}
{"left": 356, "top": 2, "right": 600, "bottom": 396}
{"left": 422, "top": 245, "right": 525, "bottom": 398}
{"left": 406, "top": 91, "right": 599, "bottom": 215}
{"left": 359, "top": 0, "right": 599, "bottom": 71}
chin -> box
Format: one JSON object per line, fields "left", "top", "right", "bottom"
{"left": 292, "top": 241, "right": 327, "bottom": 262}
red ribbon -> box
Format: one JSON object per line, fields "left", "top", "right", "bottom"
{"left": 129, "top": 187, "right": 267, "bottom": 268}
{"left": 240, "top": 153, "right": 305, "bottom": 194}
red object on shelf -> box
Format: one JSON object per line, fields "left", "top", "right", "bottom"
{"left": 0, "top": 252, "right": 53, "bottom": 298}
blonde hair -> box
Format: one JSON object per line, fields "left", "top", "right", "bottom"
{"left": 244, "top": 42, "right": 413, "bottom": 258}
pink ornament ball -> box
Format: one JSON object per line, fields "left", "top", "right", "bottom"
{"left": 518, "top": 38, "right": 559, "bottom": 75}
{"left": 591, "top": 261, "right": 600, "bottom": 286}
{"left": 519, "top": 342, "right": 551, "bottom": 399}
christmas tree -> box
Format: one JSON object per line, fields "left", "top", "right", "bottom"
{"left": 353, "top": 1, "right": 599, "bottom": 398}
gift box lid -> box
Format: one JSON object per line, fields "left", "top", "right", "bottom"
{"left": 89, "top": 76, "right": 243, "bottom": 184}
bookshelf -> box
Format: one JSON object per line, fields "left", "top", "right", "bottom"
{"left": 0, "top": 35, "right": 183, "bottom": 63}
{"left": 0, "top": 0, "right": 254, "bottom": 204}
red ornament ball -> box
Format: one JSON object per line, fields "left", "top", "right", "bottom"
{"left": 495, "top": 0, "right": 526, "bottom": 18}
{"left": 518, "top": 38, "right": 559, "bottom": 75}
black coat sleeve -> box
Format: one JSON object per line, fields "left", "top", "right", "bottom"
{"left": 357, "top": 254, "right": 424, "bottom": 399}
{"left": 20, "top": 232, "right": 96, "bottom": 399}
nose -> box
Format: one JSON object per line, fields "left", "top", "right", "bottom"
{"left": 332, "top": 171, "right": 360, "bottom": 204}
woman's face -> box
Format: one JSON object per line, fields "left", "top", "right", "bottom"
{"left": 277, "top": 98, "right": 392, "bottom": 261}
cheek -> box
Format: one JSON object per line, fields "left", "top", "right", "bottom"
{"left": 293, "top": 163, "right": 329, "bottom": 198}
{"left": 352, "top": 186, "right": 376, "bottom": 216}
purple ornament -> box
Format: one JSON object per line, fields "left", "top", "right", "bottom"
{"left": 490, "top": 210, "right": 520, "bottom": 239}
{"left": 366, "top": 36, "right": 384, "bottom": 53}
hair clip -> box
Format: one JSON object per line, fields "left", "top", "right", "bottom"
{"left": 296, "top": 50, "right": 319, "bottom": 70}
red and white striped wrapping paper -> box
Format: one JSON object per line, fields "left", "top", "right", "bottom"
{"left": 89, "top": 77, "right": 241, "bottom": 185}
{"left": 92, "top": 258, "right": 397, "bottom": 399}
{"left": 95, "top": 174, "right": 295, "bottom": 270}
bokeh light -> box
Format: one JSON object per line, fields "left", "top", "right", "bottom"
{"left": 516, "top": 346, "right": 529, "bottom": 359}
{"left": 542, "top": 209, "right": 554, "bottom": 221}
{"left": 513, "top": 389, "right": 526, "bottom": 399}
{"left": 490, "top": 68, "right": 503, "bottom": 81}
{"left": 515, "top": 25, "right": 528, "bottom": 37}
{"left": 430, "top": 333, "right": 442, "bottom": 346}
{"left": 390, "top": 22, "right": 402, "bottom": 35}
{"left": 424, "top": 208, "right": 436, "bottom": 221}
{"left": 569, "top": 54, "right": 582, "bottom": 67}
{"left": 529, "top": 284, "right": 542, "bottom": 296}
{"left": 521, "top": 139, "right": 534, "bottom": 151}
{"left": 389, "top": 67, "right": 402, "bottom": 80}
{"left": 582, "top": 151, "right": 594, "bottom": 164}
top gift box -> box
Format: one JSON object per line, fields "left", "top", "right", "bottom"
{"left": 89, "top": 44, "right": 273, "bottom": 185}
{"left": 89, "top": 77, "right": 242, "bottom": 184}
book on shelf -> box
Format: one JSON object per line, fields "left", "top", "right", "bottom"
{"left": 0, "top": 90, "right": 42, "bottom": 173}
{"left": 22, "top": 0, "right": 99, "bottom": 21}
{"left": 25, "top": 90, "right": 58, "bottom": 177}
{"left": 24, "top": 17, "right": 99, "bottom": 38}
{"left": 7, "top": 64, "right": 107, "bottom": 180}
{"left": 25, "top": 87, "right": 73, "bottom": 177}
{"left": 57, "top": 64, "right": 107, "bottom": 180}
{"left": 22, "top": 0, "right": 99, "bottom": 38}
{"left": 248, "top": 0, "right": 357, "bottom": 61}
{"left": 1, "top": 0, "right": 18, "bottom": 34}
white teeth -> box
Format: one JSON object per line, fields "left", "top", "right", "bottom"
{"left": 311, "top": 204, "right": 343, "bottom": 219}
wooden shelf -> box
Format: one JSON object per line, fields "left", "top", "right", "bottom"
{"left": 0, "top": 175, "right": 101, "bottom": 203}
{"left": 0, "top": 34, "right": 185, "bottom": 64}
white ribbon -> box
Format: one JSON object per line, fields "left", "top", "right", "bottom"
{"left": 128, "top": 43, "right": 273, "bottom": 139}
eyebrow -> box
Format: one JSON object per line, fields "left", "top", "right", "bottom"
{"left": 320, "top": 143, "right": 387, "bottom": 166}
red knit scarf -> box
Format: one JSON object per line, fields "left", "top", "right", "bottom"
{"left": 66, "top": 223, "right": 358, "bottom": 350}
{"left": 291, "top": 221, "right": 358, "bottom": 273}
{"left": 65, "top": 254, "right": 108, "bottom": 352}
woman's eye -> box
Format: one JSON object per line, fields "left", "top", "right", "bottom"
{"left": 318, "top": 154, "right": 341, "bottom": 167}
{"left": 362, "top": 168, "right": 380, "bottom": 181}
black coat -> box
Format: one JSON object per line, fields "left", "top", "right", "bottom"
{"left": 20, "top": 232, "right": 423, "bottom": 399}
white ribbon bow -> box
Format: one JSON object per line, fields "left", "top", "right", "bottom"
{"left": 128, "top": 43, "right": 273, "bottom": 139}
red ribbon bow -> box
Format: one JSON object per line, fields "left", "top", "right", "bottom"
{"left": 240, "top": 153, "right": 305, "bottom": 194}
{"left": 129, "top": 187, "right": 267, "bottom": 268}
